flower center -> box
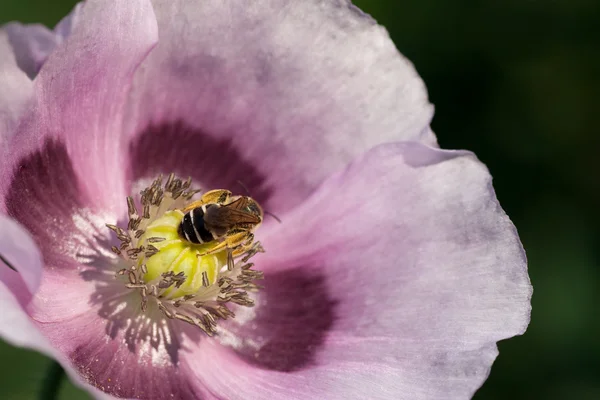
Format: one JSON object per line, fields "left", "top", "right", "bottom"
{"left": 107, "top": 174, "right": 264, "bottom": 336}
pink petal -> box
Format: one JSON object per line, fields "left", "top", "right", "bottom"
{"left": 0, "top": 30, "right": 32, "bottom": 161}
{"left": 3, "top": 0, "right": 158, "bottom": 215}
{"left": 126, "top": 0, "right": 434, "bottom": 213}
{"left": 2, "top": 3, "right": 83, "bottom": 79}
{"left": 0, "top": 215, "right": 43, "bottom": 296}
{"left": 186, "top": 142, "right": 531, "bottom": 399}
{"left": 52, "top": 3, "right": 84, "bottom": 43}
{"left": 2, "top": 23, "right": 58, "bottom": 79}
{"left": 0, "top": 227, "right": 126, "bottom": 400}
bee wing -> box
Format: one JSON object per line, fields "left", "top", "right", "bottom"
{"left": 224, "top": 196, "right": 250, "bottom": 211}
{"left": 204, "top": 206, "right": 261, "bottom": 229}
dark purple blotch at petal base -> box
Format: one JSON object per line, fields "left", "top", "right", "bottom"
{"left": 129, "top": 122, "right": 272, "bottom": 206}
{"left": 225, "top": 267, "right": 337, "bottom": 372}
{"left": 5, "top": 139, "right": 90, "bottom": 268}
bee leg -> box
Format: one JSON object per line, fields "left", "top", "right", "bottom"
{"left": 198, "top": 233, "right": 261, "bottom": 270}
{"left": 182, "top": 190, "right": 232, "bottom": 212}
{"left": 196, "top": 232, "right": 249, "bottom": 257}
{"left": 232, "top": 237, "right": 264, "bottom": 262}
{"left": 200, "top": 189, "right": 232, "bottom": 205}
{"left": 230, "top": 233, "right": 256, "bottom": 256}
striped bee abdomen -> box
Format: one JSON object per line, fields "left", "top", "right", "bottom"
{"left": 178, "top": 207, "right": 214, "bottom": 244}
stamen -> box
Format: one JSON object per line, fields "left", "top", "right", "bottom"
{"left": 107, "top": 175, "right": 265, "bottom": 335}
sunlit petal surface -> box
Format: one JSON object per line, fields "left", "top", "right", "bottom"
{"left": 0, "top": 1, "right": 531, "bottom": 399}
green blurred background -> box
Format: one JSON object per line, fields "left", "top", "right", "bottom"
{"left": 1, "top": 0, "right": 599, "bottom": 399}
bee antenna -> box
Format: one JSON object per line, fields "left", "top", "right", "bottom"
{"left": 236, "top": 180, "right": 251, "bottom": 196}
{"left": 264, "top": 210, "right": 282, "bottom": 224}
{"left": 235, "top": 180, "right": 280, "bottom": 223}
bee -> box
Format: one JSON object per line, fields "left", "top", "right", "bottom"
{"left": 178, "top": 189, "right": 263, "bottom": 269}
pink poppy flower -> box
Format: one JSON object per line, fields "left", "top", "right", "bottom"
{"left": 0, "top": 1, "right": 532, "bottom": 399}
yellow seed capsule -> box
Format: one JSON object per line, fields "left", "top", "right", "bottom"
{"left": 107, "top": 174, "right": 265, "bottom": 335}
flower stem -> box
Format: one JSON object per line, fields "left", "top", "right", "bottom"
{"left": 39, "top": 360, "right": 65, "bottom": 400}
